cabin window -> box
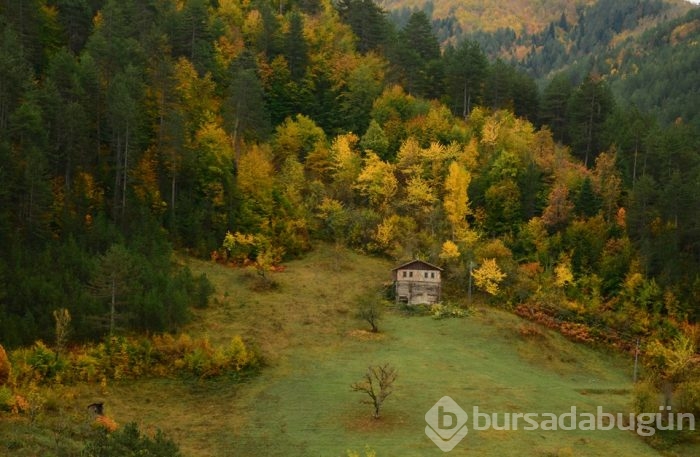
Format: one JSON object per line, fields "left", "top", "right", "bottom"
{"left": 424, "top": 272, "right": 428, "bottom": 278}
{"left": 402, "top": 271, "right": 407, "bottom": 278}
{"left": 431, "top": 272, "right": 435, "bottom": 279}
{"left": 409, "top": 271, "right": 413, "bottom": 278}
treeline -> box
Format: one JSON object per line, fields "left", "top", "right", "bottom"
{"left": 0, "top": 0, "right": 698, "bottom": 349}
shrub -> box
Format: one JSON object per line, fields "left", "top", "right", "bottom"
{"left": 69, "top": 353, "right": 102, "bottom": 383}
{"left": 83, "top": 422, "right": 182, "bottom": 457}
{"left": 517, "top": 323, "right": 545, "bottom": 339}
{"left": 633, "top": 380, "right": 660, "bottom": 415}
{"left": 225, "top": 336, "right": 257, "bottom": 371}
{"left": 0, "top": 386, "right": 13, "bottom": 412}
{"left": 94, "top": 415, "right": 119, "bottom": 433}
{"left": 11, "top": 341, "right": 66, "bottom": 384}
{"left": 0, "top": 344, "right": 11, "bottom": 385}
{"left": 12, "top": 394, "right": 29, "bottom": 415}
{"left": 677, "top": 380, "right": 700, "bottom": 417}
{"left": 9, "top": 333, "right": 259, "bottom": 387}
{"left": 431, "top": 303, "right": 468, "bottom": 320}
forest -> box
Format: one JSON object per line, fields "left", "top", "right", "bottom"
{"left": 0, "top": 0, "right": 698, "bottom": 358}
{"left": 454, "top": 0, "right": 700, "bottom": 128}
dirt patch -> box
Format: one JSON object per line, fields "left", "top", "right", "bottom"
{"left": 346, "top": 329, "right": 387, "bottom": 341}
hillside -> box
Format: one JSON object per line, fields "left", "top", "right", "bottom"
{"left": 384, "top": 0, "right": 700, "bottom": 126}
{"left": 382, "top": 0, "right": 693, "bottom": 36}
{"left": 382, "top": 0, "right": 592, "bottom": 34}
{"left": 1, "top": 1, "right": 699, "bottom": 454}
{"left": 2, "top": 245, "right": 694, "bottom": 456}
{"left": 601, "top": 8, "right": 700, "bottom": 127}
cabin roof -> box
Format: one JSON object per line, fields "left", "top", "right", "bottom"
{"left": 391, "top": 259, "right": 443, "bottom": 272}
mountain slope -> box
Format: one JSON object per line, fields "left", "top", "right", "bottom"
{"left": 603, "top": 8, "right": 700, "bottom": 126}
{"left": 382, "top": 0, "right": 693, "bottom": 35}
{"left": 385, "top": 0, "right": 700, "bottom": 127}
{"left": 382, "top": 0, "right": 592, "bottom": 34}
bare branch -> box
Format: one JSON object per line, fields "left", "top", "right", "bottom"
{"left": 351, "top": 363, "right": 397, "bottom": 419}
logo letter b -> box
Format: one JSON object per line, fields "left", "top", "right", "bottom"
{"left": 438, "top": 406, "right": 457, "bottom": 430}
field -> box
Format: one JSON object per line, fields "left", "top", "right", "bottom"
{"left": 0, "top": 245, "right": 693, "bottom": 456}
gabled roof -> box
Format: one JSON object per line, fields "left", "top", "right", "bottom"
{"left": 391, "top": 259, "right": 443, "bottom": 271}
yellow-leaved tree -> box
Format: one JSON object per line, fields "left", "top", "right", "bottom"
{"left": 404, "top": 176, "right": 436, "bottom": 216}
{"left": 554, "top": 254, "right": 575, "bottom": 287}
{"left": 439, "top": 240, "right": 461, "bottom": 262}
{"left": 443, "top": 161, "right": 472, "bottom": 240}
{"left": 355, "top": 152, "right": 397, "bottom": 211}
{"left": 237, "top": 144, "right": 275, "bottom": 211}
{"left": 472, "top": 258, "right": 506, "bottom": 296}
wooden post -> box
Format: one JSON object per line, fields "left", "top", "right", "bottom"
{"left": 633, "top": 338, "right": 640, "bottom": 383}
{"left": 467, "top": 260, "right": 474, "bottom": 305}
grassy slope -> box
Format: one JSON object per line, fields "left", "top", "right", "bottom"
{"left": 0, "top": 245, "right": 690, "bottom": 456}
{"left": 129, "top": 246, "right": 661, "bottom": 456}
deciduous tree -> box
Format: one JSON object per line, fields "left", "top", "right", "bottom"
{"left": 472, "top": 258, "right": 506, "bottom": 296}
{"left": 351, "top": 363, "right": 397, "bottom": 419}
{"left": 443, "top": 161, "right": 471, "bottom": 240}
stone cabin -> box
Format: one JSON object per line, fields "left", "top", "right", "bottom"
{"left": 392, "top": 260, "right": 442, "bottom": 305}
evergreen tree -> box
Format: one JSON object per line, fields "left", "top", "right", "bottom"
{"left": 335, "top": 0, "right": 389, "bottom": 54}
{"left": 444, "top": 40, "right": 487, "bottom": 118}
{"left": 284, "top": 10, "right": 308, "bottom": 82}
{"left": 567, "top": 75, "right": 615, "bottom": 167}
{"left": 392, "top": 11, "right": 440, "bottom": 98}
{"left": 540, "top": 73, "right": 573, "bottom": 143}
{"left": 573, "top": 176, "right": 600, "bottom": 218}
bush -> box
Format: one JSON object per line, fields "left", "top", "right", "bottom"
{"left": 0, "top": 344, "right": 11, "bottom": 386}
{"left": 8, "top": 333, "right": 259, "bottom": 387}
{"left": 677, "top": 380, "right": 700, "bottom": 417}
{"left": 633, "top": 380, "right": 660, "bottom": 415}
{"left": 431, "top": 303, "right": 468, "bottom": 320}
{"left": 0, "top": 386, "right": 13, "bottom": 412}
{"left": 83, "top": 421, "right": 182, "bottom": 457}
{"left": 517, "top": 323, "right": 545, "bottom": 339}
{"left": 11, "top": 341, "right": 66, "bottom": 384}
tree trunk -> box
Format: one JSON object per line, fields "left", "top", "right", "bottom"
{"left": 122, "top": 124, "right": 129, "bottom": 218}
{"left": 663, "top": 380, "right": 673, "bottom": 409}
{"left": 109, "top": 276, "right": 116, "bottom": 336}
{"left": 171, "top": 173, "right": 176, "bottom": 224}
{"left": 113, "top": 133, "right": 122, "bottom": 220}
{"left": 462, "top": 82, "right": 469, "bottom": 119}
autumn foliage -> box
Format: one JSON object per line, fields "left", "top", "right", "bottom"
{"left": 0, "top": 0, "right": 697, "bottom": 377}
{"left": 8, "top": 334, "right": 259, "bottom": 387}
{"left": 0, "top": 345, "right": 11, "bottom": 386}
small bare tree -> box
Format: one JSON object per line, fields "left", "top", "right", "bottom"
{"left": 355, "top": 292, "right": 383, "bottom": 333}
{"left": 351, "top": 363, "right": 397, "bottom": 419}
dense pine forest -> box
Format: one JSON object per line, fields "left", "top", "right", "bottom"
{"left": 0, "top": 0, "right": 698, "bottom": 356}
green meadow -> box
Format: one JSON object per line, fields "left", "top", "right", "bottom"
{"left": 1, "top": 245, "right": 694, "bottom": 456}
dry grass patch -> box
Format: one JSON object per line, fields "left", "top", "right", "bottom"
{"left": 346, "top": 329, "right": 387, "bottom": 341}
